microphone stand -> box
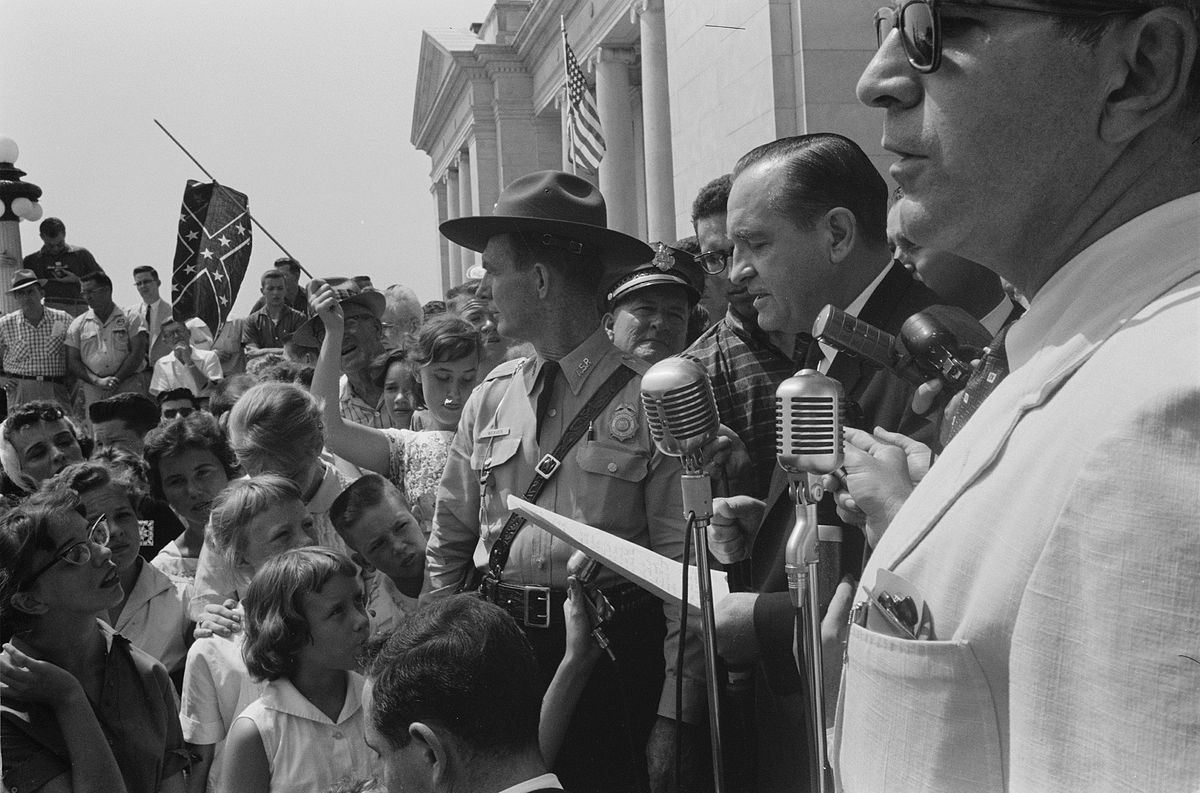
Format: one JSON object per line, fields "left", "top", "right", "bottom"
{"left": 786, "top": 473, "right": 832, "bottom": 793}
{"left": 680, "top": 456, "right": 726, "bottom": 793}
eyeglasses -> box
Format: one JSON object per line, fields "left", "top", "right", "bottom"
{"left": 695, "top": 249, "right": 732, "bottom": 276}
{"left": 874, "top": 0, "right": 1146, "bottom": 73}
{"left": 24, "top": 513, "right": 111, "bottom": 587}
{"left": 161, "top": 407, "right": 196, "bottom": 420}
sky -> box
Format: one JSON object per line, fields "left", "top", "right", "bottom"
{"left": 1, "top": 0, "right": 497, "bottom": 316}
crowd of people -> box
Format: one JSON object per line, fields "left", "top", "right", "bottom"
{"left": 2, "top": 2, "right": 1199, "bottom": 792}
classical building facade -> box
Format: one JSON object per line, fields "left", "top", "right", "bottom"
{"left": 412, "top": 0, "right": 886, "bottom": 292}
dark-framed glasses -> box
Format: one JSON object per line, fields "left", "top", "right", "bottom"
{"left": 874, "top": 0, "right": 1147, "bottom": 73}
{"left": 695, "top": 249, "right": 732, "bottom": 276}
{"left": 161, "top": 407, "right": 196, "bottom": 420}
{"left": 24, "top": 513, "right": 111, "bottom": 586}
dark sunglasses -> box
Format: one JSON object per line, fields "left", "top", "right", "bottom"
{"left": 23, "top": 513, "right": 111, "bottom": 588}
{"left": 874, "top": 0, "right": 1146, "bottom": 73}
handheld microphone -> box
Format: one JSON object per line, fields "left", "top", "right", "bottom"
{"left": 812, "top": 304, "right": 972, "bottom": 393}
{"left": 641, "top": 356, "right": 720, "bottom": 523}
{"left": 568, "top": 550, "right": 617, "bottom": 662}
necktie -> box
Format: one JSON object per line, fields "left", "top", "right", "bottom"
{"left": 946, "top": 323, "right": 1011, "bottom": 441}
{"left": 145, "top": 303, "right": 153, "bottom": 365}
{"left": 535, "top": 360, "right": 560, "bottom": 445}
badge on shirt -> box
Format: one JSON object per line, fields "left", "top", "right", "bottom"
{"left": 609, "top": 403, "right": 638, "bottom": 442}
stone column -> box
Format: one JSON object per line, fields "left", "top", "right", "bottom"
{"left": 444, "top": 168, "right": 462, "bottom": 288}
{"left": 456, "top": 151, "right": 475, "bottom": 280}
{"left": 432, "top": 180, "right": 451, "bottom": 296}
{"left": 594, "top": 47, "right": 639, "bottom": 237}
{"left": 638, "top": 0, "right": 677, "bottom": 243}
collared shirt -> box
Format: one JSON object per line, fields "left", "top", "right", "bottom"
{"left": 110, "top": 558, "right": 190, "bottom": 673}
{"left": 836, "top": 193, "right": 1200, "bottom": 791}
{"left": 0, "top": 621, "right": 188, "bottom": 793}
{"left": 816, "top": 262, "right": 892, "bottom": 372}
{"left": 66, "top": 305, "right": 146, "bottom": 376}
{"left": 496, "top": 773, "right": 565, "bottom": 793}
{"left": 235, "top": 672, "right": 381, "bottom": 793}
{"left": 684, "top": 308, "right": 795, "bottom": 499}
{"left": 242, "top": 305, "right": 306, "bottom": 349}
{"left": 339, "top": 374, "right": 395, "bottom": 428}
{"left": 427, "top": 326, "right": 705, "bottom": 721}
{"left": 179, "top": 633, "right": 265, "bottom": 792}
{"left": 23, "top": 244, "right": 101, "bottom": 306}
{"left": 0, "top": 306, "right": 72, "bottom": 377}
{"left": 149, "top": 346, "right": 224, "bottom": 397}
{"left": 130, "top": 297, "right": 172, "bottom": 363}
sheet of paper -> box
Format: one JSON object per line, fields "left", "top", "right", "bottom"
{"left": 507, "top": 495, "right": 729, "bottom": 611}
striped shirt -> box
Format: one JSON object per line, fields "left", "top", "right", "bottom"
{"left": 683, "top": 309, "right": 797, "bottom": 499}
{"left": 339, "top": 374, "right": 395, "bottom": 429}
{"left": 0, "top": 306, "right": 73, "bottom": 377}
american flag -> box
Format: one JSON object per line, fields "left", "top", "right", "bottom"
{"left": 563, "top": 29, "right": 605, "bottom": 172}
{"left": 171, "top": 180, "right": 252, "bottom": 337}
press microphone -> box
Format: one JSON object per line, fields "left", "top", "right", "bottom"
{"left": 776, "top": 369, "right": 844, "bottom": 607}
{"left": 812, "top": 304, "right": 972, "bottom": 393}
{"left": 776, "top": 369, "right": 843, "bottom": 793}
{"left": 640, "top": 356, "right": 720, "bottom": 523}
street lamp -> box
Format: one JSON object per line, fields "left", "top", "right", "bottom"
{"left": 0, "top": 136, "right": 45, "bottom": 314}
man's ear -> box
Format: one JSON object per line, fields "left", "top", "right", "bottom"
{"left": 822, "top": 207, "right": 859, "bottom": 265}
{"left": 532, "top": 262, "right": 552, "bottom": 300}
{"left": 410, "top": 722, "right": 453, "bottom": 786}
{"left": 1098, "top": 6, "right": 1198, "bottom": 144}
{"left": 602, "top": 312, "right": 616, "bottom": 340}
{"left": 10, "top": 591, "right": 48, "bottom": 617}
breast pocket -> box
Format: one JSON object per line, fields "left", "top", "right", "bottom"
{"left": 836, "top": 624, "right": 1005, "bottom": 792}
{"left": 470, "top": 437, "right": 521, "bottom": 531}
{"left": 576, "top": 441, "right": 649, "bottom": 482}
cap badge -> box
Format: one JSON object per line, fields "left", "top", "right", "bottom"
{"left": 652, "top": 243, "right": 674, "bottom": 272}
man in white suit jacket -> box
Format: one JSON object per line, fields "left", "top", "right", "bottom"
{"left": 837, "top": 3, "right": 1200, "bottom": 791}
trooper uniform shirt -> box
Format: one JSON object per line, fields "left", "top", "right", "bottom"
{"left": 426, "top": 326, "right": 705, "bottom": 721}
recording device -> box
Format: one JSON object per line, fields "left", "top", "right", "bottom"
{"left": 776, "top": 369, "right": 843, "bottom": 793}
{"left": 640, "top": 356, "right": 719, "bottom": 523}
{"left": 640, "top": 356, "right": 726, "bottom": 791}
{"left": 812, "top": 304, "right": 972, "bottom": 392}
{"left": 567, "top": 550, "right": 616, "bottom": 662}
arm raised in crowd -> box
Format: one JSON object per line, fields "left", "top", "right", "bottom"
{"left": 309, "top": 281, "right": 391, "bottom": 475}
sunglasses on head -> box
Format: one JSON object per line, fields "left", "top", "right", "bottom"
{"left": 874, "top": 0, "right": 1146, "bottom": 73}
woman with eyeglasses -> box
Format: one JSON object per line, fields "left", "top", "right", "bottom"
{"left": 0, "top": 483, "right": 188, "bottom": 793}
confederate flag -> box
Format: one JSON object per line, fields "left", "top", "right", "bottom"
{"left": 171, "top": 180, "right": 252, "bottom": 336}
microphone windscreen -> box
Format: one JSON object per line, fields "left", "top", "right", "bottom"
{"left": 776, "top": 369, "right": 844, "bottom": 476}
{"left": 640, "top": 356, "right": 719, "bottom": 458}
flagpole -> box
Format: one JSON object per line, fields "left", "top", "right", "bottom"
{"left": 153, "top": 119, "right": 312, "bottom": 278}
{"left": 560, "top": 17, "right": 577, "bottom": 177}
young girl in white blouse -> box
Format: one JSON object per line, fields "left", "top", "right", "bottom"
{"left": 220, "top": 546, "right": 382, "bottom": 793}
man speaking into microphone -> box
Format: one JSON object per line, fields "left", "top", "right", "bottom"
{"left": 705, "top": 133, "right": 987, "bottom": 793}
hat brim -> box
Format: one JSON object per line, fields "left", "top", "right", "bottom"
{"left": 7, "top": 279, "right": 47, "bottom": 293}
{"left": 607, "top": 272, "right": 701, "bottom": 308}
{"left": 290, "top": 291, "right": 386, "bottom": 348}
{"left": 440, "top": 215, "right": 653, "bottom": 268}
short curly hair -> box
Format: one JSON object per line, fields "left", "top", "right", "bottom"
{"left": 241, "top": 546, "right": 359, "bottom": 682}
{"left": 143, "top": 412, "right": 241, "bottom": 501}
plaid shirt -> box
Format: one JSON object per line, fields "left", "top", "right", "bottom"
{"left": 339, "top": 374, "right": 395, "bottom": 429}
{"left": 684, "top": 309, "right": 797, "bottom": 499}
{"left": 0, "top": 306, "right": 73, "bottom": 377}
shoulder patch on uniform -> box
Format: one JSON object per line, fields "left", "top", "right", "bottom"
{"left": 484, "top": 356, "right": 527, "bottom": 382}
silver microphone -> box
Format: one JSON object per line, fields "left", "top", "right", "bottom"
{"left": 640, "top": 356, "right": 720, "bottom": 473}
{"left": 640, "top": 355, "right": 727, "bottom": 788}
{"left": 776, "top": 369, "right": 842, "bottom": 793}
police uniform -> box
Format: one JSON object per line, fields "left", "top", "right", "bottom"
{"left": 426, "top": 326, "right": 705, "bottom": 792}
